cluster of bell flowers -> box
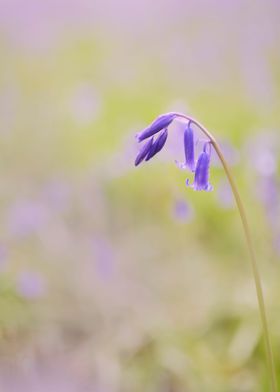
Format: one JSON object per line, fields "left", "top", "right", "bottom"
{"left": 135, "top": 113, "right": 212, "bottom": 191}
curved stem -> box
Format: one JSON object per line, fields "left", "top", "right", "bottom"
{"left": 174, "top": 113, "right": 277, "bottom": 391}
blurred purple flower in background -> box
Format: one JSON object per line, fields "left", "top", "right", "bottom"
{"left": 92, "top": 237, "right": 115, "bottom": 281}
{"left": 258, "top": 176, "right": 279, "bottom": 223}
{"left": 16, "top": 270, "right": 47, "bottom": 299}
{"left": 0, "top": 361, "right": 89, "bottom": 392}
{"left": 217, "top": 180, "right": 234, "bottom": 209}
{"left": 211, "top": 140, "right": 240, "bottom": 168}
{"left": 42, "top": 179, "right": 71, "bottom": 213}
{"left": 257, "top": 176, "right": 280, "bottom": 256}
{"left": 245, "top": 130, "right": 279, "bottom": 177}
{"left": 6, "top": 199, "right": 49, "bottom": 238}
{"left": 172, "top": 198, "right": 194, "bottom": 223}
{"left": 245, "top": 130, "right": 280, "bottom": 256}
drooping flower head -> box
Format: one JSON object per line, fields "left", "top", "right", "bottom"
{"left": 134, "top": 113, "right": 213, "bottom": 192}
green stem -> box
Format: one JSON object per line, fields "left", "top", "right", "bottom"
{"left": 174, "top": 113, "right": 277, "bottom": 391}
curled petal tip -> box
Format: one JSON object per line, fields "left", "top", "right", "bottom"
{"left": 186, "top": 178, "right": 213, "bottom": 191}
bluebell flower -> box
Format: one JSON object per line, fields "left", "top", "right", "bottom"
{"left": 135, "top": 137, "right": 154, "bottom": 166}
{"left": 136, "top": 113, "right": 176, "bottom": 142}
{"left": 134, "top": 112, "right": 213, "bottom": 192}
{"left": 186, "top": 142, "right": 213, "bottom": 191}
{"left": 176, "top": 121, "right": 195, "bottom": 172}
{"left": 145, "top": 128, "right": 168, "bottom": 161}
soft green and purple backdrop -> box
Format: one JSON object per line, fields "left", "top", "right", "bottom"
{"left": 0, "top": 1, "right": 280, "bottom": 391}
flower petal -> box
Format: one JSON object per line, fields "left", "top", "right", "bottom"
{"left": 184, "top": 122, "right": 195, "bottom": 171}
{"left": 145, "top": 128, "right": 168, "bottom": 161}
{"left": 187, "top": 142, "right": 213, "bottom": 191}
{"left": 134, "top": 137, "right": 154, "bottom": 166}
{"left": 136, "top": 113, "right": 175, "bottom": 142}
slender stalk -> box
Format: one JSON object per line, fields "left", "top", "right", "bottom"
{"left": 174, "top": 113, "right": 277, "bottom": 391}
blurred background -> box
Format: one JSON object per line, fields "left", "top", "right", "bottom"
{"left": 0, "top": 1, "right": 280, "bottom": 391}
